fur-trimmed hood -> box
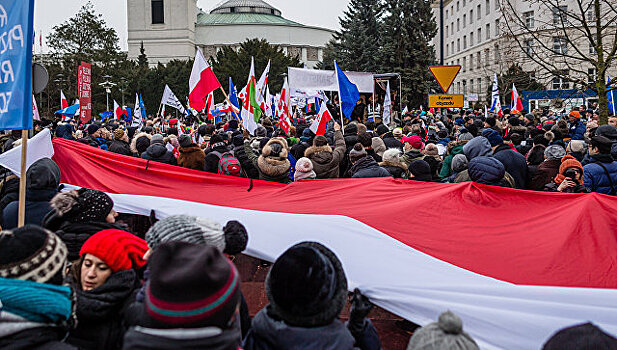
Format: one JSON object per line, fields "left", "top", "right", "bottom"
{"left": 261, "top": 138, "right": 289, "bottom": 159}
{"left": 379, "top": 160, "right": 408, "bottom": 170}
{"left": 258, "top": 156, "right": 290, "bottom": 178}
{"left": 304, "top": 145, "right": 333, "bottom": 158}
{"left": 130, "top": 132, "right": 152, "bottom": 154}
{"left": 509, "top": 126, "right": 528, "bottom": 136}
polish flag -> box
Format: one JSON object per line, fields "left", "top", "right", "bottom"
{"left": 189, "top": 48, "right": 221, "bottom": 112}
{"left": 511, "top": 84, "right": 524, "bottom": 111}
{"left": 114, "top": 100, "right": 125, "bottom": 120}
{"left": 33, "top": 95, "right": 40, "bottom": 121}
{"left": 309, "top": 101, "right": 332, "bottom": 136}
{"left": 205, "top": 92, "right": 215, "bottom": 120}
{"left": 40, "top": 136, "right": 617, "bottom": 350}
{"left": 60, "top": 90, "right": 69, "bottom": 109}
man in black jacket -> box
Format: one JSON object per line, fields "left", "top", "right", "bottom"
{"left": 141, "top": 134, "right": 177, "bottom": 166}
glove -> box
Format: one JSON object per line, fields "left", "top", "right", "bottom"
{"left": 348, "top": 288, "right": 374, "bottom": 335}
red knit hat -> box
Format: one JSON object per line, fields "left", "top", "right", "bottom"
{"left": 402, "top": 135, "right": 425, "bottom": 150}
{"left": 79, "top": 229, "right": 148, "bottom": 272}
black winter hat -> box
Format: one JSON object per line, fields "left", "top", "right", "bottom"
{"left": 266, "top": 241, "right": 347, "bottom": 327}
{"left": 210, "top": 134, "right": 224, "bottom": 145}
{"left": 232, "top": 134, "right": 244, "bottom": 147}
{"left": 313, "top": 135, "right": 328, "bottom": 147}
{"left": 50, "top": 188, "right": 114, "bottom": 224}
{"left": 0, "top": 225, "right": 68, "bottom": 285}
{"left": 375, "top": 124, "right": 389, "bottom": 136}
{"left": 144, "top": 242, "right": 241, "bottom": 329}
{"left": 344, "top": 123, "right": 358, "bottom": 135}
{"left": 358, "top": 132, "right": 373, "bottom": 148}
{"left": 135, "top": 136, "right": 151, "bottom": 154}
{"left": 542, "top": 323, "right": 617, "bottom": 350}
{"left": 228, "top": 119, "right": 239, "bottom": 130}
{"left": 178, "top": 134, "right": 192, "bottom": 148}
{"left": 596, "top": 125, "right": 617, "bottom": 139}
{"left": 409, "top": 159, "right": 433, "bottom": 182}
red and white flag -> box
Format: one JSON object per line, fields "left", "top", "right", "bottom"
{"left": 205, "top": 92, "right": 215, "bottom": 121}
{"left": 60, "top": 90, "right": 69, "bottom": 109}
{"left": 310, "top": 101, "right": 332, "bottom": 136}
{"left": 42, "top": 137, "right": 617, "bottom": 350}
{"left": 511, "top": 83, "right": 523, "bottom": 111}
{"left": 33, "top": 95, "right": 40, "bottom": 121}
{"left": 256, "top": 59, "right": 270, "bottom": 105}
{"left": 114, "top": 100, "right": 125, "bottom": 120}
{"left": 189, "top": 48, "right": 221, "bottom": 112}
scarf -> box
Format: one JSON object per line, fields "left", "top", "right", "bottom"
{"left": 0, "top": 277, "right": 73, "bottom": 324}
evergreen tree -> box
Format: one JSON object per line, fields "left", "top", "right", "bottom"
{"left": 138, "top": 41, "right": 149, "bottom": 68}
{"left": 331, "top": 0, "right": 382, "bottom": 73}
{"left": 381, "top": 0, "right": 437, "bottom": 107}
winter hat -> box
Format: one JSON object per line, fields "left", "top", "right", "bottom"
{"left": 569, "top": 110, "right": 581, "bottom": 119}
{"left": 313, "top": 135, "right": 328, "bottom": 147}
{"left": 79, "top": 229, "right": 148, "bottom": 272}
{"left": 595, "top": 124, "right": 617, "bottom": 139}
{"left": 134, "top": 134, "right": 151, "bottom": 154}
{"left": 113, "top": 128, "right": 125, "bottom": 140}
{"left": 407, "top": 311, "right": 479, "bottom": 350}
{"left": 566, "top": 140, "right": 585, "bottom": 154}
{"left": 232, "top": 134, "right": 244, "bottom": 147}
{"left": 372, "top": 137, "right": 387, "bottom": 157}
{"left": 344, "top": 123, "right": 358, "bottom": 135}
{"left": 0, "top": 225, "right": 68, "bottom": 285}
{"left": 178, "top": 134, "right": 192, "bottom": 148}
{"left": 457, "top": 132, "right": 474, "bottom": 141}
{"left": 408, "top": 159, "right": 432, "bottom": 182}
{"left": 382, "top": 148, "right": 402, "bottom": 163}
{"left": 485, "top": 129, "right": 504, "bottom": 146}
{"left": 266, "top": 241, "right": 347, "bottom": 327}
{"left": 544, "top": 144, "right": 566, "bottom": 160}
{"left": 358, "top": 133, "right": 373, "bottom": 148}
{"left": 542, "top": 323, "right": 617, "bottom": 350}
{"left": 50, "top": 188, "right": 114, "bottom": 223}
{"left": 151, "top": 134, "right": 164, "bottom": 145}
{"left": 87, "top": 124, "right": 100, "bottom": 135}
{"left": 555, "top": 155, "right": 585, "bottom": 185}
{"left": 451, "top": 154, "right": 469, "bottom": 172}
{"left": 392, "top": 128, "right": 403, "bottom": 138}
{"left": 424, "top": 143, "right": 439, "bottom": 157}
{"left": 463, "top": 137, "right": 492, "bottom": 160}
{"left": 376, "top": 124, "right": 389, "bottom": 136}
{"left": 255, "top": 126, "right": 267, "bottom": 137}
{"left": 228, "top": 119, "right": 239, "bottom": 130}
{"left": 349, "top": 143, "right": 367, "bottom": 163}
{"left": 27, "top": 158, "right": 61, "bottom": 190}
{"left": 144, "top": 242, "right": 241, "bottom": 329}
{"left": 146, "top": 215, "right": 248, "bottom": 255}
{"left": 210, "top": 133, "right": 224, "bottom": 145}
{"left": 402, "top": 135, "right": 425, "bottom": 150}
{"left": 294, "top": 157, "right": 316, "bottom": 181}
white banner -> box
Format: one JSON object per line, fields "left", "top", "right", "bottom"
{"left": 161, "top": 85, "right": 187, "bottom": 115}
{"left": 288, "top": 67, "right": 374, "bottom": 94}
{"left": 0, "top": 129, "right": 54, "bottom": 176}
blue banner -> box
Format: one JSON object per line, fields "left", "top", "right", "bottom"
{"left": 0, "top": 0, "right": 34, "bottom": 130}
{"left": 334, "top": 61, "right": 360, "bottom": 121}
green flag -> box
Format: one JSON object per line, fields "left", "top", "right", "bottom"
{"left": 249, "top": 77, "right": 262, "bottom": 123}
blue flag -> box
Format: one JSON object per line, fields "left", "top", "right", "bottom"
{"left": 99, "top": 111, "right": 113, "bottom": 120}
{"left": 315, "top": 97, "right": 321, "bottom": 116}
{"left": 229, "top": 77, "right": 241, "bottom": 120}
{"left": 125, "top": 107, "right": 133, "bottom": 122}
{"left": 334, "top": 61, "right": 360, "bottom": 121}
{"left": 608, "top": 75, "right": 615, "bottom": 116}
{"left": 0, "top": 0, "right": 35, "bottom": 130}
{"left": 139, "top": 94, "right": 147, "bottom": 120}
{"left": 55, "top": 104, "right": 80, "bottom": 117}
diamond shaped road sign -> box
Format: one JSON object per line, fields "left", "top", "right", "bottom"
{"left": 429, "top": 65, "right": 461, "bottom": 93}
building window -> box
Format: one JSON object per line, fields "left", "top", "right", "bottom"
{"left": 477, "top": 5, "right": 481, "bottom": 20}
{"left": 463, "top": 15, "right": 466, "bottom": 28}
{"left": 552, "top": 72, "right": 569, "bottom": 89}
{"left": 462, "top": 57, "right": 466, "bottom": 72}
{"left": 151, "top": 0, "right": 164, "bottom": 24}
{"left": 463, "top": 35, "right": 467, "bottom": 49}
{"left": 486, "top": 0, "right": 490, "bottom": 14}
{"left": 457, "top": 19, "right": 460, "bottom": 31}
{"left": 307, "top": 47, "right": 319, "bottom": 61}
{"left": 524, "top": 11, "right": 535, "bottom": 29}
{"left": 446, "top": 25, "right": 449, "bottom": 38}
{"left": 288, "top": 46, "right": 302, "bottom": 58}
{"left": 477, "top": 28, "right": 481, "bottom": 43}
{"left": 553, "top": 6, "right": 567, "bottom": 25}
{"left": 586, "top": 8, "right": 596, "bottom": 21}
{"left": 486, "top": 24, "right": 490, "bottom": 39}
{"left": 495, "top": 0, "right": 499, "bottom": 10}
{"left": 203, "top": 46, "right": 217, "bottom": 59}
{"left": 589, "top": 35, "right": 597, "bottom": 54}
{"left": 451, "top": 23, "right": 454, "bottom": 35}
{"left": 494, "top": 44, "right": 500, "bottom": 61}
{"left": 485, "top": 49, "right": 490, "bottom": 64}
{"left": 469, "top": 54, "right": 474, "bottom": 71}
{"left": 463, "top": 0, "right": 466, "bottom": 7}
{"left": 524, "top": 39, "right": 535, "bottom": 56}
{"left": 478, "top": 78, "right": 482, "bottom": 95}
{"left": 553, "top": 37, "right": 568, "bottom": 54}
{"left": 457, "top": 1, "right": 460, "bottom": 11}
{"left": 470, "top": 32, "right": 474, "bottom": 46}
{"left": 457, "top": 39, "right": 461, "bottom": 52}
{"left": 588, "top": 68, "right": 597, "bottom": 83}
{"left": 477, "top": 53, "right": 481, "bottom": 69}
{"left": 446, "top": 9, "right": 449, "bottom": 19}
{"left": 470, "top": 10, "right": 474, "bottom": 24}
{"left": 470, "top": 79, "right": 475, "bottom": 93}
{"left": 457, "top": 82, "right": 461, "bottom": 94}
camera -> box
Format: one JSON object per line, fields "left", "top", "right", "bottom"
{"left": 563, "top": 169, "right": 578, "bottom": 182}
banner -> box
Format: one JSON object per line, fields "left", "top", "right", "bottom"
{"left": 0, "top": 0, "right": 35, "bottom": 130}
{"left": 78, "top": 62, "right": 91, "bottom": 123}
{"left": 288, "top": 67, "right": 374, "bottom": 94}
{"left": 161, "top": 84, "right": 187, "bottom": 115}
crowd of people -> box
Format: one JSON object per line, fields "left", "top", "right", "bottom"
{"left": 1, "top": 103, "right": 617, "bottom": 349}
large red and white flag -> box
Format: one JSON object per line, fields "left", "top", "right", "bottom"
{"left": 511, "top": 83, "right": 524, "bottom": 111}
{"left": 309, "top": 101, "right": 332, "bottom": 136}
{"left": 276, "top": 78, "right": 291, "bottom": 133}
{"left": 189, "top": 48, "right": 221, "bottom": 112}
{"left": 14, "top": 134, "right": 617, "bottom": 350}
{"left": 60, "top": 90, "right": 69, "bottom": 109}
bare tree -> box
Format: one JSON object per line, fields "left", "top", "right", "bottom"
{"left": 500, "top": 0, "right": 617, "bottom": 123}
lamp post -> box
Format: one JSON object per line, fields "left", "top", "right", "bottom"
{"left": 99, "top": 75, "right": 116, "bottom": 111}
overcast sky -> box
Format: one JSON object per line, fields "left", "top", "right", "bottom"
{"left": 33, "top": 0, "right": 349, "bottom": 53}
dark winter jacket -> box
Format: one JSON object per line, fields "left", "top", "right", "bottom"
{"left": 400, "top": 150, "right": 425, "bottom": 168}
{"left": 529, "top": 159, "right": 561, "bottom": 190}
{"left": 543, "top": 182, "right": 590, "bottom": 193}
{"left": 379, "top": 161, "right": 409, "bottom": 179}
{"left": 141, "top": 144, "right": 177, "bottom": 166}
{"left": 0, "top": 327, "right": 76, "bottom": 350}
{"left": 340, "top": 134, "right": 359, "bottom": 177}
{"left": 123, "top": 324, "right": 242, "bottom": 350}
{"left": 243, "top": 308, "right": 381, "bottom": 350}
{"left": 55, "top": 124, "right": 75, "bottom": 140}
{"left": 245, "top": 138, "right": 291, "bottom": 184}
{"left": 382, "top": 132, "right": 403, "bottom": 151}
{"left": 290, "top": 141, "right": 311, "bottom": 161}
{"left": 67, "top": 270, "right": 140, "bottom": 350}
{"left": 178, "top": 145, "right": 205, "bottom": 171}
{"left": 583, "top": 154, "right": 617, "bottom": 195}
{"left": 439, "top": 144, "right": 465, "bottom": 178}
{"left": 204, "top": 143, "right": 231, "bottom": 173}
{"left": 493, "top": 144, "right": 528, "bottom": 189}
{"left": 350, "top": 156, "right": 391, "bottom": 179}
{"left": 467, "top": 156, "right": 511, "bottom": 187}
{"left": 423, "top": 155, "right": 443, "bottom": 180}
{"left": 304, "top": 130, "right": 346, "bottom": 179}
{"left": 233, "top": 144, "right": 259, "bottom": 179}
{"left": 569, "top": 120, "right": 586, "bottom": 140}
{"left": 0, "top": 176, "right": 19, "bottom": 225}
{"left": 109, "top": 140, "right": 132, "bottom": 156}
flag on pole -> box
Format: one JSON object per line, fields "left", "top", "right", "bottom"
{"left": 241, "top": 62, "right": 260, "bottom": 134}
{"left": 262, "top": 86, "right": 273, "bottom": 118}
{"left": 132, "top": 94, "right": 143, "bottom": 128}
{"left": 383, "top": 80, "right": 392, "bottom": 126}
{"left": 484, "top": 105, "right": 488, "bottom": 119}
{"left": 491, "top": 74, "right": 503, "bottom": 117}
{"left": 55, "top": 103, "right": 80, "bottom": 118}
{"left": 256, "top": 60, "right": 271, "bottom": 104}
{"left": 189, "top": 48, "right": 221, "bottom": 111}
{"left": 511, "top": 84, "right": 523, "bottom": 111}
{"left": 310, "top": 101, "right": 333, "bottom": 136}
{"left": 114, "top": 100, "right": 126, "bottom": 120}
{"left": 33, "top": 95, "right": 40, "bottom": 121}
{"left": 99, "top": 111, "right": 113, "bottom": 120}
{"left": 206, "top": 92, "right": 215, "bottom": 121}
{"left": 161, "top": 85, "right": 187, "bottom": 115}
{"left": 607, "top": 75, "right": 615, "bottom": 116}
{"left": 229, "top": 77, "right": 241, "bottom": 120}
{"left": 334, "top": 61, "right": 360, "bottom": 121}
{"left": 238, "top": 57, "right": 255, "bottom": 104}
{"left": 60, "top": 90, "right": 69, "bottom": 109}
{"left": 277, "top": 78, "right": 292, "bottom": 134}
{"left": 402, "top": 106, "right": 408, "bottom": 115}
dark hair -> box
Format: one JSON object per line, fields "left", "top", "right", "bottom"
{"left": 357, "top": 133, "right": 372, "bottom": 148}
{"left": 70, "top": 255, "right": 85, "bottom": 290}
{"left": 485, "top": 117, "right": 496, "bottom": 127}
{"left": 510, "top": 133, "right": 523, "bottom": 146}
{"left": 527, "top": 144, "right": 546, "bottom": 165}
{"left": 467, "top": 124, "right": 478, "bottom": 137}
{"left": 533, "top": 134, "right": 550, "bottom": 147}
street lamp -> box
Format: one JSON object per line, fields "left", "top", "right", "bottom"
{"left": 119, "top": 78, "right": 128, "bottom": 107}
{"left": 99, "top": 75, "right": 116, "bottom": 111}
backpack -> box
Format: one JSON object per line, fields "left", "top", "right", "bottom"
{"left": 218, "top": 151, "right": 242, "bottom": 176}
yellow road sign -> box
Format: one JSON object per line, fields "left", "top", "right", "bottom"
{"left": 429, "top": 65, "right": 461, "bottom": 93}
{"left": 428, "top": 94, "right": 464, "bottom": 108}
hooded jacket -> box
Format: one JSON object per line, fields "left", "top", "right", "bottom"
{"left": 382, "top": 132, "right": 403, "bottom": 151}
{"left": 141, "top": 144, "right": 177, "bottom": 166}
{"left": 379, "top": 161, "right": 409, "bottom": 179}
{"left": 467, "top": 156, "right": 509, "bottom": 186}
{"left": 351, "top": 156, "right": 391, "bottom": 179}
{"left": 492, "top": 143, "right": 528, "bottom": 189}
{"left": 583, "top": 154, "right": 617, "bottom": 195}
{"left": 439, "top": 143, "right": 465, "bottom": 178}
{"left": 3, "top": 158, "right": 60, "bottom": 229}
{"left": 204, "top": 143, "right": 231, "bottom": 173}
{"left": 130, "top": 133, "right": 152, "bottom": 157}
{"left": 529, "top": 159, "right": 561, "bottom": 190}
{"left": 463, "top": 137, "right": 492, "bottom": 160}
{"left": 178, "top": 145, "right": 206, "bottom": 171}
{"left": 244, "top": 138, "right": 291, "bottom": 184}
{"left": 304, "top": 130, "right": 346, "bottom": 179}
{"left": 109, "top": 140, "right": 132, "bottom": 157}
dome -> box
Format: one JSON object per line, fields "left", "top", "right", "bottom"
{"left": 211, "top": 0, "right": 282, "bottom": 17}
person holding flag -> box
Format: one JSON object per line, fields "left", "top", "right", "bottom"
{"left": 334, "top": 61, "right": 360, "bottom": 126}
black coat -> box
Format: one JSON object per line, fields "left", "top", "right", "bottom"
{"left": 0, "top": 327, "right": 76, "bottom": 350}
{"left": 382, "top": 133, "right": 403, "bottom": 151}
{"left": 493, "top": 144, "right": 528, "bottom": 189}
{"left": 351, "top": 156, "right": 391, "bottom": 179}
{"left": 141, "top": 144, "right": 177, "bottom": 166}
{"left": 3, "top": 189, "right": 56, "bottom": 229}
{"left": 123, "top": 324, "right": 242, "bottom": 350}
{"left": 68, "top": 270, "right": 140, "bottom": 350}
{"left": 233, "top": 144, "right": 259, "bottom": 179}
{"left": 204, "top": 145, "right": 231, "bottom": 173}
{"left": 0, "top": 176, "right": 20, "bottom": 223}
{"left": 109, "top": 140, "right": 132, "bottom": 157}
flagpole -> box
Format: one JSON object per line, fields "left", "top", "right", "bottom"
{"left": 334, "top": 61, "right": 345, "bottom": 135}
{"left": 17, "top": 130, "right": 28, "bottom": 227}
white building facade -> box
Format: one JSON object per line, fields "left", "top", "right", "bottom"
{"left": 431, "top": 0, "right": 617, "bottom": 105}
{"left": 127, "top": 0, "right": 335, "bottom": 68}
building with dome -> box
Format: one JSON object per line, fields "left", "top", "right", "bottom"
{"left": 127, "top": 0, "right": 335, "bottom": 68}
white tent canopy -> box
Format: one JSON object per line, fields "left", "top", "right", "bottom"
{"left": 288, "top": 67, "right": 375, "bottom": 97}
